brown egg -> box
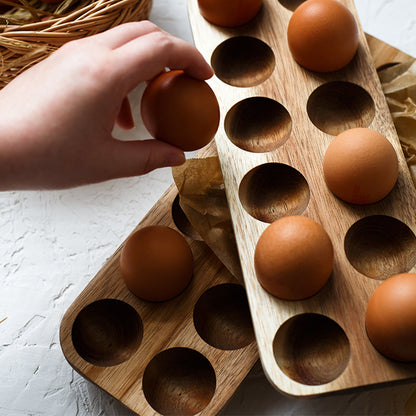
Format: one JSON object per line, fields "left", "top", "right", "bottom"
{"left": 120, "top": 225, "right": 193, "bottom": 302}
{"left": 140, "top": 70, "right": 220, "bottom": 152}
{"left": 254, "top": 216, "right": 334, "bottom": 300}
{"left": 197, "top": 0, "right": 263, "bottom": 27}
{"left": 323, "top": 128, "right": 398, "bottom": 204}
{"left": 287, "top": 0, "right": 359, "bottom": 72}
{"left": 366, "top": 273, "right": 416, "bottom": 362}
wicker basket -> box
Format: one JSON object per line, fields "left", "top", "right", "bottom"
{"left": 0, "top": 0, "right": 152, "bottom": 88}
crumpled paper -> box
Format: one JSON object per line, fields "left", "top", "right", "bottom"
{"left": 379, "top": 59, "right": 416, "bottom": 185}
{"left": 172, "top": 157, "right": 243, "bottom": 282}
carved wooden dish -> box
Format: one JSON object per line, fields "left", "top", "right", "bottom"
{"left": 59, "top": 9, "right": 415, "bottom": 416}
{"left": 59, "top": 177, "right": 259, "bottom": 415}
{"left": 188, "top": 0, "right": 416, "bottom": 398}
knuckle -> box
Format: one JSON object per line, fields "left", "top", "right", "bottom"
{"left": 151, "top": 31, "right": 174, "bottom": 53}
{"left": 138, "top": 20, "right": 159, "bottom": 33}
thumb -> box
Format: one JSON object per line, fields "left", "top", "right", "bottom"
{"left": 105, "top": 138, "right": 186, "bottom": 178}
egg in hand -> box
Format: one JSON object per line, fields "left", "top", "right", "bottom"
{"left": 141, "top": 70, "right": 220, "bottom": 152}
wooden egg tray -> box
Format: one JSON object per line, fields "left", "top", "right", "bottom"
{"left": 59, "top": 19, "right": 414, "bottom": 416}
{"left": 188, "top": 0, "right": 416, "bottom": 398}
{"left": 59, "top": 176, "right": 259, "bottom": 415}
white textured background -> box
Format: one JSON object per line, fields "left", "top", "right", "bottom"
{"left": 1, "top": 1, "right": 416, "bottom": 415}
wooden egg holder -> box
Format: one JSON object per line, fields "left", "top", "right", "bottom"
{"left": 59, "top": 10, "right": 415, "bottom": 416}
{"left": 59, "top": 173, "right": 259, "bottom": 415}
{"left": 188, "top": 0, "right": 416, "bottom": 398}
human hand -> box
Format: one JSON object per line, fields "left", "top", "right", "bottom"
{"left": 0, "top": 21, "right": 213, "bottom": 190}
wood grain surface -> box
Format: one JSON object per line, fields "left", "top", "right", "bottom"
{"left": 60, "top": 4, "right": 416, "bottom": 415}
{"left": 188, "top": 0, "right": 416, "bottom": 398}
{"left": 59, "top": 182, "right": 259, "bottom": 415}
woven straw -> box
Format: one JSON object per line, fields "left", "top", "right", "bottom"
{"left": 0, "top": 0, "right": 152, "bottom": 87}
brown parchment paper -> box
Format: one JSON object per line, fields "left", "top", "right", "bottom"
{"left": 380, "top": 59, "right": 416, "bottom": 185}
{"left": 172, "top": 157, "right": 243, "bottom": 282}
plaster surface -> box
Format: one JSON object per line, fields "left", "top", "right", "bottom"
{"left": 1, "top": 1, "right": 416, "bottom": 415}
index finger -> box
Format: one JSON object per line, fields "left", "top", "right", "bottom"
{"left": 111, "top": 30, "right": 214, "bottom": 93}
{"left": 83, "top": 21, "right": 161, "bottom": 50}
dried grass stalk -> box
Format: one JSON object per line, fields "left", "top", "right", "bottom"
{"left": 0, "top": 0, "right": 152, "bottom": 87}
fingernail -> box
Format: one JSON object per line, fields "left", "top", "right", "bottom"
{"left": 169, "top": 151, "right": 186, "bottom": 166}
{"left": 207, "top": 65, "right": 215, "bottom": 77}
{"left": 202, "top": 65, "right": 214, "bottom": 80}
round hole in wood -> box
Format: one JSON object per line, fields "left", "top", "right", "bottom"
{"left": 273, "top": 313, "right": 350, "bottom": 386}
{"left": 211, "top": 36, "right": 275, "bottom": 87}
{"left": 143, "top": 348, "right": 216, "bottom": 416}
{"left": 278, "top": 0, "right": 307, "bottom": 11}
{"left": 307, "top": 81, "right": 375, "bottom": 135}
{"left": 193, "top": 284, "right": 255, "bottom": 350}
{"left": 239, "top": 163, "right": 310, "bottom": 223}
{"left": 344, "top": 215, "right": 416, "bottom": 280}
{"left": 224, "top": 97, "right": 292, "bottom": 153}
{"left": 172, "top": 195, "right": 203, "bottom": 241}
{"left": 72, "top": 299, "right": 143, "bottom": 367}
